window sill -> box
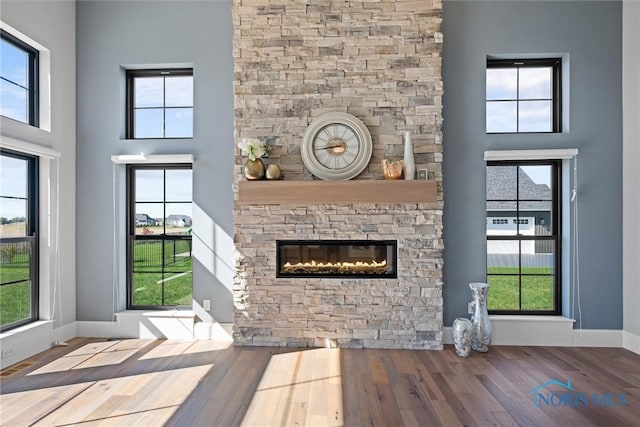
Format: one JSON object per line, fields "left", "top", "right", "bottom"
{"left": 489, "top": 315, "right": 574, "bottom": 323}
{"left": 0, "top": 320, "right": 53, "bottom": 338}
{"left": 119, "top": 138, "right": 194, "bottom": 143}
{"left": 115, "top": 310, "right": 195, "bottom": 319}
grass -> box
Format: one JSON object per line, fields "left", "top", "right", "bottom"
{"left": 1, "top": 240, "right": 193, "bottom": 327}
{"left": 131, "top": 240, "right": 192, "bottom": 307}
{"left": 0, "top": 246, "right": 31, "bottom": 327}
{"left": 487, "top": 267, "right": 554, "bottom": 311}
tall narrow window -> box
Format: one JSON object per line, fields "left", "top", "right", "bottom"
{"left": 486, "top": 161, "right": 561, "bottom": 314}
{"left": 486, "top": 59, "right": 561, "bottom": 133}
{"left": 0, "top": 149, "right": 38, "bottom": 331}
{"left": 127, "top": 164, "right": 193, "bottom": 309}
{"left": 126, "top": 69, "right": 193, "bottom": 139}
{"left": 0, "top": 30, "right": 39, "bottom": 126}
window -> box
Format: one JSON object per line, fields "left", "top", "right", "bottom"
{"left": 486, "top": 59, "right": 561, "bottom": 133}
{"left": 127, "top": 164, "right": 193, "bottom": 309}
{"left": 1, "top": 30, "right": 38, "bottom": 126}
{"left": 126, "top": 69, "right": 193, "bottom": 139}
{"left": 0, "top": 149, "right": 38, "bottom": 331}
{"left": 486, "top": 161, "right": 561, "bottom": 314}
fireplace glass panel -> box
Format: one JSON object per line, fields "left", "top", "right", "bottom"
{"left": 276, "top": 240, "right": 397, "bottom": 278}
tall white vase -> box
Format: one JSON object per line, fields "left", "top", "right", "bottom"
{"left": 469, "top": 282, "right": 491, "bottom": 352}
{"left": 403, "top": 131, "right": 415, "bottom": 180}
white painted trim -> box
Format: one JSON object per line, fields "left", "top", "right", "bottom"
{"left": 623, "top": 330, "right": 640, "bottom": 355}
{"left": 488, "top": 316, "right": 574, "bottom": 346}
{"left": 0, "top": 136, "right": 61, "bottom": 158}
{"left": 0, "top": 320, "right": 53, "bottom": 369}
{"left": 76, "top": 321, "right": 120, "bottom": 338}
{"left": 52, "top": 322, "right": 77, "bottom": 344}
{"left": 572, "top": 330, "right": 623, "bottom": 347}
{"left": 110, "top": 154, "right": 194, "bottom": 164}
{"left": 484, "top": 149, "right": 578, "bottom": 161}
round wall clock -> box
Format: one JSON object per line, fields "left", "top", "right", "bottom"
{"left": 301, "top": 112, "right": 373, "bottom": 180}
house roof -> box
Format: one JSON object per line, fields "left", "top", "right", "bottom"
{"left": 487, "top": 166, "right": 551, "bottom": 211}
{"left": 166, "top": 214, "right": 190, "bottom": 221}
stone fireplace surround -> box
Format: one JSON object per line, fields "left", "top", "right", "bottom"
{"left": 232, "top": 0, "right": 444, "bottom": 349}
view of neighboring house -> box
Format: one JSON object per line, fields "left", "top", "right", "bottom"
{"left": 165, "top": 215, "right": 191, "bottom": 227}
{"left": 487, "top": 167, "right": 552, "bottom": 234}
{"left": 486, "top": 166, "right": 554, "bottom": 267}
{"left": 135, "top": 213, "right": 157, "bottom": 226}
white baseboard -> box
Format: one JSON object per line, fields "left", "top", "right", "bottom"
{"left": 572, "top": 329, "right": 623, "bottom": 347}
{"left": 445, "top": 318, "right": 633, "bottom": 349}
{"left": 623, "top": 330, "right": 640, "bottom": 355}
{"left": 76, "top": 320, "right": 120, "bottom": 338}
{"left": 52, "top": 322, "right": 77, "bottom": 344}
{"left": 194, "top": 321, "right": 233, "bottom": 341}
{"left": 0, "top": 320, "right": 54, "bottom": 369}
{"left": 490, "top": 315, "right": 575, "bottom": 346}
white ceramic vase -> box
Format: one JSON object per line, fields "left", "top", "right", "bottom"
{"left": 452, "top": 317, "right": 472, "bottom": 357}
{"left": 403, "top": 131, "right": 415, "bottom": 180}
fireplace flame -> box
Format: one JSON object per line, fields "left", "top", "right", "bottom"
{"left": 282, "top": 259, "right": 389, "bottom": 274}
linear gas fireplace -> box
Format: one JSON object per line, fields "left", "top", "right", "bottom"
{"left": 276, "top": 240, "right": 397, "bottom": 278}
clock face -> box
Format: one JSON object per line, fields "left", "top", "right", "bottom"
{"left": 301, "top": 112, "right": 373, "bottom": 180}
{"left": 312, "top": 124, "right": 360, "bottom": 171}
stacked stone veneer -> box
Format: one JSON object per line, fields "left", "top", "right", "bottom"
{"left": 232, "top": 0, "right": 444, "bottom": 349}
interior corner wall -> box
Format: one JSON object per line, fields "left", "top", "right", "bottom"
{"left": 76, "top": 0, "right": 235, "bottom": 323}
{"left": 0, "top": 0, "right": 76, "bottom": 367}
{"left": 623, "top": 0, "right": 640, "bottom": 337}
{"left": 442, "top": 1, "right": 623, "bottom": 329}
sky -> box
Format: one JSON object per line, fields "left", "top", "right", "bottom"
{"left": 135, "top": 169, "right": 192, "bottom": 219}
{"left": 0, "top": 154, "right": 28, "bottom": 220}
{"left": 486, "top": 67, "right": 553, "bottom": 133}
{"left": 0, "top": 37, "right": 29, "bottom": 123}
{"left": 134, "top": 76, "right": 193, "bottom": 138}
{"left": 521, "top": 165, "right": 551, "bottom": 187}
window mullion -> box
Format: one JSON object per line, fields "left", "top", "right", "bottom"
{"left": 516, "top": 67, "right": 520, "bottom": 133}
{"left": 163, "top": 76, "right": 167, "bottom": 139}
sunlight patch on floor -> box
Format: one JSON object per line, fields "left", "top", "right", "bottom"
{"left": 241, "top": 348, "right": 343, "bottom": 427}
{"left": 28, "top": 340, "right": 155, "bottom": 375}
{"left": 7, "top": 364, "right": 213, "bottom": 426}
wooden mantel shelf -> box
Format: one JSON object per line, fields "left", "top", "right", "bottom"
{"left": 238, "top": 180, "right": 437, "bottom": 205}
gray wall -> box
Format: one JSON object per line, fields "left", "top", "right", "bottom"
{"left": 623, "top": 0, "right": 640, "bottom": 337}
{"left": 442, "top": 1, "right": 623, "bottom": 329}
{"left": 76, "top": 0, "right": 235, "bottom": 322}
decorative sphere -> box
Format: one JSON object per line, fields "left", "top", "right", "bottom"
{"left": 265, "top": 164, "right": 282, "bottom": 180}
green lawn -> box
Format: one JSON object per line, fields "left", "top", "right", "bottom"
{"left": 1, "top": 240, "right": 193, "bottom": 328}
{"left": 132, "top": 240, "right": 192, "bottom": 307}
{"left": 0, "top": 246, "right": 31, "bottom": 327}
{"left": 487, "top": 267, "right": 554, "bottom": 311}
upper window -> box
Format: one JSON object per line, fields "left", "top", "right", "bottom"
{"left": 0, "top": 149, "right": 39, "bottom": 331}
{"left": 126, "top": 69, "right": 193, "bottom": 139}
{"left": 486, "top": 161, "right": 561, "bottom": 315}
{"left": 486, "top": 59, "right": 561, "bottom": 133}
{"left": 127, "top": 164, "right": 193, "bottom": 309}
{"left": 0, "top": 30, "right": 38, "bottom": 126}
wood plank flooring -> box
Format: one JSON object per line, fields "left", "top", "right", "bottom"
{"left": 1, "top": 338, "right": 639, "bottom": 426}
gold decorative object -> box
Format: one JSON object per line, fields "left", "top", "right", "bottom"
{"left": 381, "top": 159, "right": 404, "bottom": 180}
{"left": 265, "top": 164, "right": 282, "bottom": 180}
{"left": 243, "top": 158, "right": 265, "bottom": 180}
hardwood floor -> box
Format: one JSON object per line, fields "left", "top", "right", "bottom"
{"left": 1, "top": 338, "right": 639, "bottom": 426}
